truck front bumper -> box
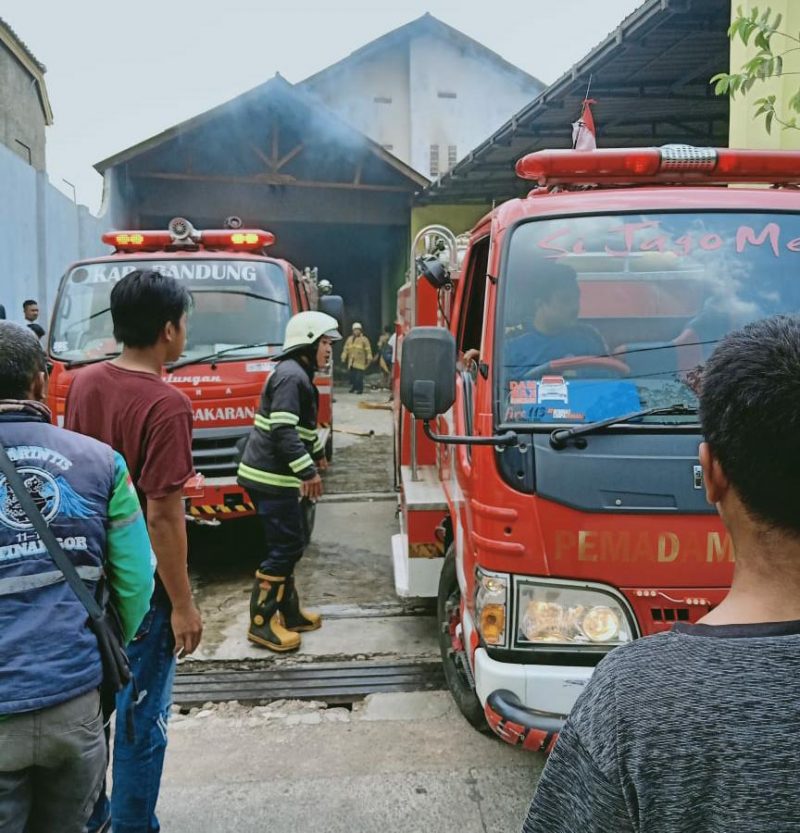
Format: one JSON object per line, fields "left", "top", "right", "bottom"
{"left": 184, "top": 476, "right": 255, "bottom": 523}
{"left": 473, "top": 647, "right": 594, "bottom": 751}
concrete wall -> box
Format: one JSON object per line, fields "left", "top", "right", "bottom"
{"left": 728, "top": 0, "right": 800, "bottom": 150}
{"left": 304, "top": 35, "right": 542, "bottom": 178}
{"left": 0, "top": 142, "right": 109, "bottom": 328}
{"left": 0, "top": 41, "right": 46, "bottom": 170}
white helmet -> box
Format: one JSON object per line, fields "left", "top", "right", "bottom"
{"left": 281, "top": 310, "right": 341, "bottom": 354}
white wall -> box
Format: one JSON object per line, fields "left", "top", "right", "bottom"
{"left": 305, "top": 43, "right": 411, "bottom": 163}
{"left": 0, "top": 142, "right": 109, "bottom": 329}
{"left": 408, "top": 33, "right": 542, "bottom": 177}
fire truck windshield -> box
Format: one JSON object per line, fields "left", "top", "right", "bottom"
{"left": 50, "top": 258, "right": 291, "bottom": 365}
{"left": 499, "top": 211, "right": 800, "bottom": 426}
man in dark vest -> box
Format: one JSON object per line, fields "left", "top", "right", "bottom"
{"left": 0, "top": 322, "right": 153, "bottom": 833}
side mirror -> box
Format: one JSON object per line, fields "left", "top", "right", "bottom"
{"left": 416, "top": 255, "right": 451, "bottom": 289}
{"left": 319, "top": 295, "right": 344, "bottom": 326}
{"left": 400, "top": 327, "right": 456, "bottom": 419}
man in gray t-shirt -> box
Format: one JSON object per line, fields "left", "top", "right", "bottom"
{"left": 523, "top": 314, "right": 800, "bottom": 833}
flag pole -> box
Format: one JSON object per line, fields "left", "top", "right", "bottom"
{"left": 572, "top": 74, "right": 594, "bottom": 150}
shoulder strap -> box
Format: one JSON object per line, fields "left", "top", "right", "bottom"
{"left": 0, "top": 443, "right": 103, "bottom": 620}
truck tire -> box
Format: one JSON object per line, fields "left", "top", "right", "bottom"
{"left": 437, "top": 546, "right": 491, "bottom": 733}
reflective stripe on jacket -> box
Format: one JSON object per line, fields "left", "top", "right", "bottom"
{"left": 237, "top": 356, "right": 324, "bottom": 496}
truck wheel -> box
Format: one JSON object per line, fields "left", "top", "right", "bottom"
{"left": 437, "top": 546, "right": 490, "bottom": 732}
{"left": 302, "top": 497, "right": 316, "bottom": 540}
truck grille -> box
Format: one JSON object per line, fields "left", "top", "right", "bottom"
{"left": 192, "top": 427, "right": 250, "bottom": 478}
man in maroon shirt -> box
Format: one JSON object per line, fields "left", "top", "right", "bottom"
{"left": 66, "top": 269, "right": 203, "bottom": 833}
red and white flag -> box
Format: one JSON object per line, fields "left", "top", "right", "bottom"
{"left": 572, "top": 99, "right": 597, "bottom": 151}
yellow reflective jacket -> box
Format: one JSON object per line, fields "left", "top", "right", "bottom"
{"left": 342, "top": 334, "right": 373, "bottom": 370}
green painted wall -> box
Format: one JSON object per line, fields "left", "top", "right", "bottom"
{"left": 729, "top": 0, "right": 800, "bottom": 150}
{"left": 381, "top": 203, "right": 491, "bottom": 324}
{"left": 410, "top": 203, "right": 491, "bottom": 240}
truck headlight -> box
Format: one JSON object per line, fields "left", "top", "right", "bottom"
{"left": 517, "top": 582, "right": 633, "bottom": 648}
{"left": 475, "top": 569, "right": 508, "bottom": 647}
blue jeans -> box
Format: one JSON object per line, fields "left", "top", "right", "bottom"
{"left": 86, "top": 593, "right": 176, "bottom": 833}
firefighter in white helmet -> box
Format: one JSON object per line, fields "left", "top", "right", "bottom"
{"left": 237, "top": 310, "right": 341, "bottom": 651}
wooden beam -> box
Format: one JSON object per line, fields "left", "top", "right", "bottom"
{"left": 132, "top": 171, "right": 414, "bottom": 193}
{"left": 250, "top": 143, "right": 273, "bottom": 169}
{"left": 275, "top": 143, "right": 305, "bottom": 171}
{"left": 271, "top": 127, "right": 279, "bottom": 167}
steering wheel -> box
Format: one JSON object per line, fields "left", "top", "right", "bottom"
{"left": 522, "top": 355, "right": 630, "bottom": 380}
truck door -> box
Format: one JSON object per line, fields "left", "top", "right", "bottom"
{"left": 455, "top": 236, "right": 490, "bottom": 458}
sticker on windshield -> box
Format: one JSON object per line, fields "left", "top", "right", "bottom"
{"left": 548, "top": 408, "right": 585, "bottom": 421}
{"left": 538, "top": 376, "right": 568, "bottom": 403}
{"left": 53, "top": 341, "right": 68, "bottom": 353}
{"left": 246, "top": 361, "right": 276, "bottom": 373}
{"left": 508, "top": 380, "right": 537, "bottom": 404}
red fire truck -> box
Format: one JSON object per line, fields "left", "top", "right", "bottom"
{"left": 47, "top": 217, "right": 342, "bottom": 526}
{"left": 393, "top": 145, "right": 800, "bottom": 750}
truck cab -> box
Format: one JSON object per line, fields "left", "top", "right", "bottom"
{"left": 393, "top": 146, "right": 800, "bottom": 749}
{"left": 48, "top": 218, "right": 342, "bottom": 526}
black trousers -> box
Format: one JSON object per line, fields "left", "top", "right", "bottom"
{"left": 349, "top": 367, "right": 365, "bottom": 393}
{"left": 254, "top": 494, "right": 310, "bottom": 576}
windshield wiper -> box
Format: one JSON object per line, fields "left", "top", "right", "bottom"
{"left": 64, "top": 352, "right": 120, "bottom": 369}
{"left": 167, "top": 341, "right": 284, "bottom": 371}
{"left": 549, "top": 404, "right": 699, "bottom": 450}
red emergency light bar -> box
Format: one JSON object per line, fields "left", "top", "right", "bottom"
{"left": 515, "top": 146, "right": 800, "bottom": 187}
{"left": 102, "top": 228, "right": 275, "bottom": 252}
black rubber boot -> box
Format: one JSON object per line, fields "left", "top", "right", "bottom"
{"left": 247, "top": 571, "right": 301, "bottom": 652}
{"left": 279, "top": 575, "right": 322, "bottom": 632}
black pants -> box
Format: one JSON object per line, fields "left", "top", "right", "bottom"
{"left": 254, "top": 494, "right": 310, "bottom": 575}
{"left": 349, "top": 368, "right": 365, "bottom": 393}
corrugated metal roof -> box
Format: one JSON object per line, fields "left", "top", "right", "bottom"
{"left": 0, "top": 17, "right": 53, "bottom": 125}
{"left": 417, "top": 0, "right": 731, "bottom": 205}
{"left": 0, "top": 17, "right": 46, "bottom": 72}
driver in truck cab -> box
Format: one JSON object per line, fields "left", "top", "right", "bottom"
{"left": 504, "top": 261, "right": 608, "bottom": 372}
{"left": 237, "top": 311, "right": 341, "bottom": 653}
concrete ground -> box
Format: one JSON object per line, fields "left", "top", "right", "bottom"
{"left": 186, "top": 387, "right": 420, "bottom": 665}
{"left": 160, "top": 691, "right": 544, "bottom": 833}
{"left": 156, "top": 386, "right": 544, "bottom": 830}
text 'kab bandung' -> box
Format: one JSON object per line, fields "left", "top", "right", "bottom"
{"left": 80, "top": 262, "right": 259, "bottom": 284}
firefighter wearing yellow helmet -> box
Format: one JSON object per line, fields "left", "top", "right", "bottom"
{"left": 237, "top": 310, "right": 341, "bottom": 652}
